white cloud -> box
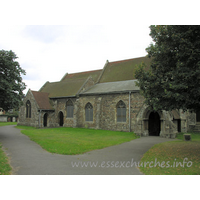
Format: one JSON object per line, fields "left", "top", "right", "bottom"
{"left": 0, "top": 25, "right": 153, "bottom": 94}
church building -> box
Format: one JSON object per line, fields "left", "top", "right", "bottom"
{"left": 18, "top": 56, "right": 200, "bottom": 138}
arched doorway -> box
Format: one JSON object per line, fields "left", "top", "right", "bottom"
{"left": 59, "top": 111, "right": 64, "bottom": 126}
{"left": 43, "top": 113, "right": 48, "bottom": 127}
{"left": 148, "top": 112, "right": 160, "bottom": 136}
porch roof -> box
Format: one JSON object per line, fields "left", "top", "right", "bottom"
{"left": 31, "top": 90, "right": 54, "bottom": 110}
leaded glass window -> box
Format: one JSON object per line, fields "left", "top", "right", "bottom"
{"left": 117, "top": 100, "right": 126, "bottom": 122}
{"left": 66, "top": 100, "right": 74, "bottom": 118}
{"left": 85, "top": 103, "right": 93, "bottom": 122}
{"left": 26, "top": 100, "right": 31, "bottom": 118}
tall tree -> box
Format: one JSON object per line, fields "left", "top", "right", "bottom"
{"left": 0, "top": 50, "right": 26, "bottom": 111}
{"left": 135, "top": 25, "right": 200, "bottom": 112}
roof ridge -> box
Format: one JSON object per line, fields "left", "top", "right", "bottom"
{"left": 109, "top": 56, "right": 146, "bottom": 64}
{"left": 31, "top": 90, "right": 49, "bottom": 94}
{"left": 61, "top": 69, "right": 102, "bottom": 81}
{"left": 64, "top": 69, "right": 102, "bottom": 77}
{"left": 69, "top": 69, "right": 102, "bottom": 74}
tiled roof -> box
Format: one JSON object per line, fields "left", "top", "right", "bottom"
{"left": 61, "top": 69, "right": 102, "bottom": 82}
{"left": 39, "top": 69, "right": 102, "bottom": 98}
{"left": 98, "top": 56, "right": 151, "bottom": 83}
{"left": 31, "top": 90, "right": 54, "bottom": 110}
{"left": 37, "top": 57, "right": 151, "bottom": 98}
{"left": 82, "top": 80, "right": 139, "bottom": 95}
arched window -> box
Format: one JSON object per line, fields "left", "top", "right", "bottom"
{"left": 26, "top": 100, "right": 31, "bottom": 118}
{"left": 117, "top": 100, "right": 126, "bottom": 122}
{"left": 66, "top": 100, "right": 74, "bottom": 118}
{"left": 85, "top": 102, "right": 93, "bottom": 122}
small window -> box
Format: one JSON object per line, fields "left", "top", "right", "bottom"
{"left": 117, "top": 100, "right": 126, "bottom": 122}
{"left": 66, "top": 100, "right": 74, "bottom": 118}
{"left": 26, "top": 100, "right": 31, "bottom": 118}
{"left": 85, "top": 102, "right": 93, "bottom": 122}
{"left": 196, "top": 110, "right": 200, "bottom": 123}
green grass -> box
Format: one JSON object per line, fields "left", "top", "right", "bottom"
{"left": 0, "top": 144, "right": 12, "bottom": 175}
{"left": 0, "top": 122, "right": 17, "bottom": 127}
{"left": 16, "top": 126, "right": 138, "bottom": 155}
{"left": 139, "top": 132, "right": 200, "bottom": 175}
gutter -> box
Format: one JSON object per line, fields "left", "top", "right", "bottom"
{"left": 49, "top": 95, "right": 76, "bottom": 99}
{"left": 79, "top": 90, "right": 139, "bottom": 96}
{"left": 39, "top": 109, "right": 41, "bottom": 128}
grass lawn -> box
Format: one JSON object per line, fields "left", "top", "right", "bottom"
{"left": 16, "top": 125, "right": 138, "bottom": 155}
{"left": 0, "top": 122, "right": 17, "bottom": 127}
{"left": 139, "top": 132, "right": 200, "bottom": 175}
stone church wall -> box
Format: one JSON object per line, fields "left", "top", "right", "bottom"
{"left": 18, "top": 89, "right": 198, "bottom": 138}
{"left": 48, "top": 98, "right": 78, "bottom": 128}
{"left": 76, "top": 92, "right": 145, "bottom": 132}
{"left": 18, "top": 90, "right": 40, "bottom": 127}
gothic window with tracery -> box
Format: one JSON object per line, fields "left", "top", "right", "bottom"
{"left": 26, "top": 100, "right": 31, "bottom": 118}
{"left": 117, "top": 100, "right": 126, "bottom": 122}
{"left": 85, "top": 102, "right": 93, "bottom": 121}
{"left": 66, "top": 100, "right": 74, "bottom": 118}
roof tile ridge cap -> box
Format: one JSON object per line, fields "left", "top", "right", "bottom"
{"left": 96, "top": 60, "right": 109, "bottom": 83}
{"left": 32, "top": 90, "right": 50, "bottom": 96}
{"left": 67, "top": 69, "right": 102, "bottom": 76}
{"left": 109, "top": 56, "right": 146, "bottom": 64}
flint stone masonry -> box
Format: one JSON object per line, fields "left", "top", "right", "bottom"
{"left": 18, "top": 56, "right": 199, "bottom": 137}
{"left": 18, "top": 90, "right": 40, "bottom": 127}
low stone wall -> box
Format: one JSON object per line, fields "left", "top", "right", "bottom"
{"left": 0, "top": 115, "right": 7, "bottom": 122}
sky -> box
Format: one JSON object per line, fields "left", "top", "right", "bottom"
{"left": 0, "top": 25, "right": 153, "bottom": 94}
{"left": 0, "top": 0, "right": 198, "bottom": 197}
{"left": 1, "top": 0, "right": 197, "bottom": 95}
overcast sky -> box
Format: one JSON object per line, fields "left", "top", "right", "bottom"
{"left": 0, "top": 0, "right": 198, "bottom": 196}
{"left": 1, "top": 0, "right": 196, "bottom": 95}
{"left": 0, "top": 25, "right": 153, "bottom": 94}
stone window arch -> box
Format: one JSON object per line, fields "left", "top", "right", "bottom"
{"left": 66, "top": 100, "right": 74, "bottom": 118}
{"left": 26, "top": 100, "right": 31, "bottom": 118}
{"left": 85, "top": 102, "right": 93, "bottom": 122}
{"left": 117, "top": 100, "right": 126, "bottom": 122}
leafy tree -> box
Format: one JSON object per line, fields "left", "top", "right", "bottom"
{"left": 0, "top": 50, "right": 26, "bottom": 111}
{"left": 135, "top": 25, "right": 200, "bottom": 112}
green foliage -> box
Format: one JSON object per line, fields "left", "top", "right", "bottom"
{"left": 17, "top": 126, "right": 138, "bottom": 155}
{"left": 0, "top": 50, "right": 26, "bottom": 111}
{"left": 135, "top": 25, "right": 200, "bottom": 112}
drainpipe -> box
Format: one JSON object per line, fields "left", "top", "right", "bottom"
{"left": 129, "top": 91, "right": 131, "bottom": 132}
{"left": 39, "top": 110, "right": 41, "bottom": 128}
